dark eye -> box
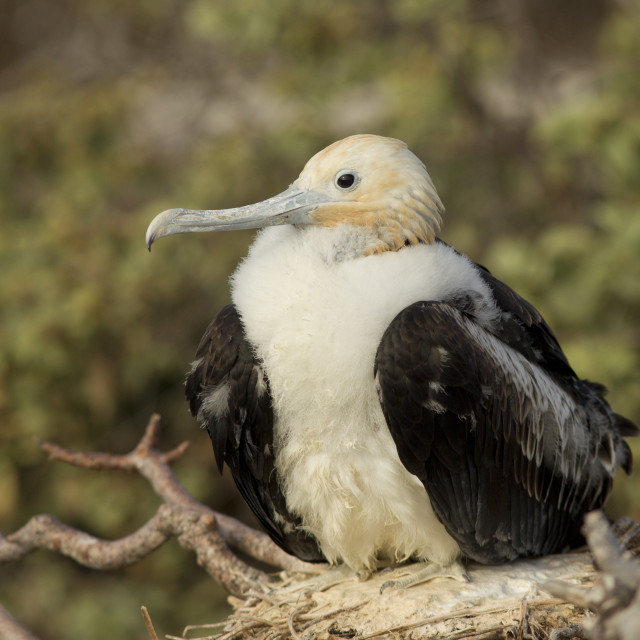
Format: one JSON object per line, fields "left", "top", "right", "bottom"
{"left": 335, "top": 170, "right": 358, "bottom": 190}
{"left": 337, "top": 173, "right": 355, "bottom": 188}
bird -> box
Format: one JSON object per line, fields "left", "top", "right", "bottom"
{"left": 146, "top": 134, "right": 637, "bottom": 586}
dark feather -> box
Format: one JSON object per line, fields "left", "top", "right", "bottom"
{"left": 186, "top": 304, "right": 324, "bottom": 562}
{"left": 376, "top": 297, "right": 635, "bottom": 563}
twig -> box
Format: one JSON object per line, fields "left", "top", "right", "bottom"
{"left": 1, "top": 509, "right": 169, "bottom": 568}
{"left": 37, "top": 415, "right": 313, "bottom": 574}
{"left": 0, "top": 603, "right": 40, "bottom": 640}
{"left": 1, "top": 503, "right": 265, "bottom": 595}
{"left": 543, "top": 510, "right": 640, "bottom": 640}
{"left": 1, "top": 415, "right": 315, "bottom": 596}
{"left": 141, "top": 606, "right": 159, "bottom": 640}
{"left": 287, "top": 601, "right": 315, "bottom": 640}
{"left": 37, "top": 414, "right": 189, "bottom": 470}
{"left": 582, "top": 511, "right": 640, "bottom": 591}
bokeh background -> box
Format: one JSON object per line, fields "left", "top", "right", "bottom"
{"left": 1, "top": 0, "right": 639, "bottom": 638}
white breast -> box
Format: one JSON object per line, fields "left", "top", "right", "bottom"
{"left": 230, "top": 226, "right": 493, "bottom": 570}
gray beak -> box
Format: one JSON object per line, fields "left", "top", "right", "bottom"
{"left": 146, "top": 185, "right": 329, "bottom": 250}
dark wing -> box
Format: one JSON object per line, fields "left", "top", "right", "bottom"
{"left": 375, "top": 297, "right": 635, "bottom": 564}
{"left": 475, "top": 262, "right": 638, "bottom": 440}
{"left": 186, "top": 304, "right": 324, "bottom": 562}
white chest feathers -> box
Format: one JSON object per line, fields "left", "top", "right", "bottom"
{"left": 230, "top": 226, "right": 493, "bottom": 569}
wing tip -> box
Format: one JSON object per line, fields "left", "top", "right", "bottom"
{"left": 615, "top": 413, "right": 639, "bottom": 438}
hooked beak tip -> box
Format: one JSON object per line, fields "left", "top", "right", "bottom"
{"left": 145, "top": 208, "right": 180, "bottom": 251}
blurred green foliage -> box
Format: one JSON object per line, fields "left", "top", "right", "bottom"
{"left": 1, "top": 0, "right": 638, "bottom": 638}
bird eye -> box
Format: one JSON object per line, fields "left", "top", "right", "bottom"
{"left": 334, "top": 170, "right": 358, "bottom": 190}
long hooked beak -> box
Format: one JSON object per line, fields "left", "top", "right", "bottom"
{"left": 145, "top": 185, "right": 330, "bottom": 250}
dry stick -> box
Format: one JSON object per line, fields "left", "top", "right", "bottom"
{"left": 0, "top": 603, "right": 40, "bottom": 640}
{"left": 38, "top": 415, "right": 313, "bottom": 574}
{"left": 287, "top": 601, "right": 315, "bottom": 640}
{"left": 181, "top": 621, "right": 228, "bottom": 636}
{"left": 141, "top": 606, "right": 160, "bottom": 640}
{"left": 0, "top": 415, "right": 317, "bottom": 596}
{"left": 543, "top": 509, "right": 640, "bottom": 640}
{"left": 581, "top": 510, "right": 640, "bottom": 590}
{"left": 299, "top": 601, "right": 367, "bottom": 632}
{"left": 1, "top": 508, "right": 169, "bottom": 567}
{"left": 543, "top": 510, "right": 640, "bottom": 608}
{"left": 1, "top": 503, "right": 265, "bottom": 595}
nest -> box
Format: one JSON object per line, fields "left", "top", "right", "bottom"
{"left": 161, "top": 515, "right": 640, "bottom": 640}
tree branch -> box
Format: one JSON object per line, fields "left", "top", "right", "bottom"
{"left": 41, "top": 415, "right": 315, "bottom": 574}
{"left": 0, "top": 603, "right": 40, "bottom": 640}
{"left": 544, "top": 510, "right": 640, "bottom": 640}
{"left": 0, "top": 415, "right": 316, "bottom": 597}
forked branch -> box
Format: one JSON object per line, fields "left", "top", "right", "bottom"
{"left": 0, "top": 415, "right": 316, "bottom": 597}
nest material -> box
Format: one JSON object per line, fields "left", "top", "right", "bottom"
{"left": 169, "top": 515, "right": 640, "bottom": 640}
{"left": 171, "top": 554, "right": 590, "bottom": 639}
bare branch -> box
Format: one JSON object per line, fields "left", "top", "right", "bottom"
{"left": 44, "top": 415, "right": 317, "bottom": 573}
{"left": 1, "top": 414, "right": 316, "bottom": 597}
{"left": 0, "top": 603, "right": 40, "bottom": 640}
{"left": 1, "top": 502, "right": 269, "bottom": 594}
{"left": 141, "top": 607, "right": 160, "bottom": 640}
{"left": 36, "top": 415, "right": 313, "bottom": 572}
{"left": 1, "top": 510, "right": 167, "bottom": 567}
{"left": 37, "top": 414, "right": 189, "bottom": 472}
{"left": 543, "top": 511, "right": 640, "bottom": 640}
{"left": 582, "top": 511, "right": 640, "bottom": 591}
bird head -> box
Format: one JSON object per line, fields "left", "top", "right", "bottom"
{"left": 146, "top": 135, "right": 444, "bottom": 254}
